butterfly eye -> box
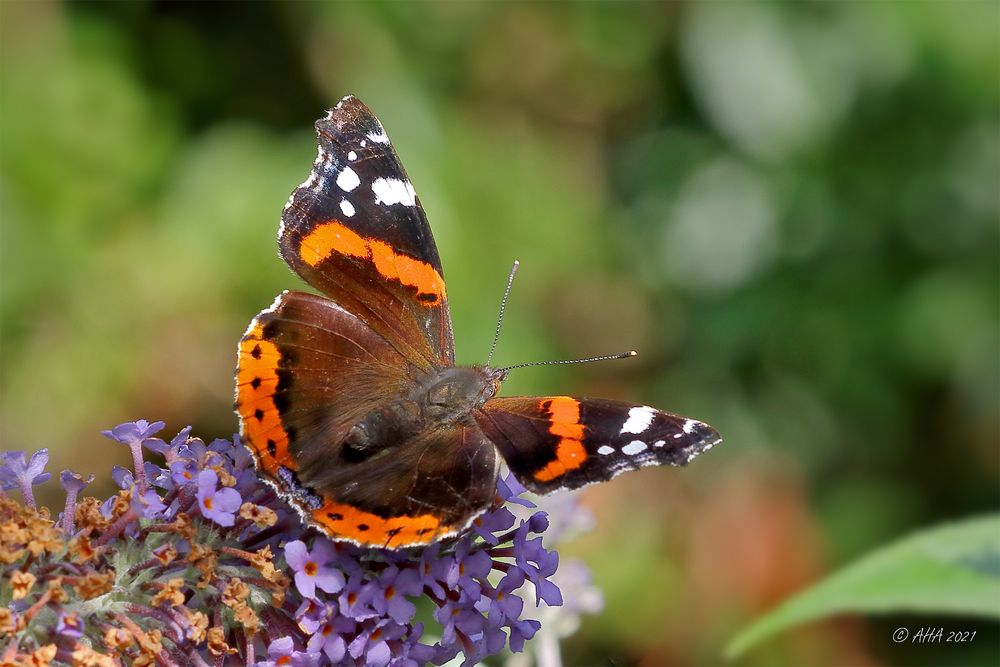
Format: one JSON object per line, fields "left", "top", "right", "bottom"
{"left": 484, "top": 379, "right": 501, "bottom": 401}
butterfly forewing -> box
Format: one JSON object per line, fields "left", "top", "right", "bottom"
{"left": 280, "top": 96, "right": 454, "bottom": 368}
{"left": 476, "top": 397, "right": 721, "bottom": 495}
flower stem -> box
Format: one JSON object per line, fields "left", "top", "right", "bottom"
{"left": 18, "top": 477, "right": 36, "bottom": 510}
{"left": 94, "top": 509, "right": 139, "bottom": 547}
{"left": 129, "top": 444, "right": 147, "bottom": 493}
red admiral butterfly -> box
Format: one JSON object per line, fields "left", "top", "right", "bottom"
{"left": 236, "top": 96, "right": 721, "bottom": 548}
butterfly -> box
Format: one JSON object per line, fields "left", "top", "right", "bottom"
{"left": 235, "top": 96, "right": 721, "bottom": 549}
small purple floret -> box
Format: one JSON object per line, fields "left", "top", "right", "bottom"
{"left": 59, "top": 469, "right": 93, "bottom": 495}
{"left": 0, "top": 453, "right": 20, "bottom": 491}
{"left": 195, "top": 469, "right": 241, "bottom": 527}
{"left": 285, "top": 539, "right": 346, "bottom": 600}
{"left": 347, "top": 618, "right": 407, "bottom": 667}
{"left": 55, "top": 611, "right": 84, "bottom": 639}
{"left": 508, "top": 617, "right": 541, "bottom": 652}
{"left": 168, "top": 459, "right": 199, "bottom": 487}
{"left": 498, "top": 472, "right": 535, "bottom": 508}
{"left": 111, "top": 465, "right": 134, "bottom": 489}
{"left": 2, "top": 449, "right": 51, "bottom": 509}
{"left": 338, "top": 572, "right": 378, "bottom": 621}
{"left": 301, "top": 603, "right": 351, "bottom": 662}
{"left": 257, "top": 636, "right": 321, "bottom": 667}
{"left": 371, "top": 566, "right": 421, "bottom": 624}
{"left": 59, "top": 470, "right": 94, "bottom": 533}
{"left": 101, "top": 419, "right": 166, "bottom": 445}
{"left": 101, "top": 420, "right": 166, "bottom": 491}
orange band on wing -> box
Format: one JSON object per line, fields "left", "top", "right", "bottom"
{"left": 534, "top": 396, "right": 588, "bottom": 482}
{"left": 236, "top": 334, "right": 293, "bottom": 474}
{"left": 298, "top": 220, "right": 446, "bottom": 306}
{"left": 312, "top": 500, "right": 446, "bottom": 548}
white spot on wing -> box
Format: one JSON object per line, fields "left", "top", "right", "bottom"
{"left": 347, "top": 151, "right": 358, "bottom": 161}
{"left": 682, "top": 419, "right": 699, "bottom": 434}
{"left": 372, "top": 177, "right": 417, "bottom": 206}
{"left": 597, "top": 445, "right": 615, "bottom": 456}
{"left": 336, "top": 166, "right": 360, "bottom": 192}
{"left": 339, "top": 199, "right": 355, "bottom": 217}
{"left": 621, "top": 440, "right": 648, "bottom": 455}
{"left": 367, "top": 129, "right": 390, "bottom": 144}
{"left": 621, "top": 406, "right": 655, "bottom": 434}
{"left": 653, "top": 440, "right": 665, "bottom": 447}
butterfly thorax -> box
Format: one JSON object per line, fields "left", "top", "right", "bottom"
{"left": 420, "top": 366, "right": 506, "bottom": 422}
{"left": 342, "top": 366, "right": 505, "bottom": 459}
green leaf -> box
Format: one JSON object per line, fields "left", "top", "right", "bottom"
{"left": 726, "top": 514, "right": 1000, "bottom": 659}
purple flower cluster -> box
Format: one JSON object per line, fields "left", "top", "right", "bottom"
{"left": 274, "top": 472, "right": 559, "bottom": 666}
{"left": 1, "top": 421, "right": 584, "bottom": 666}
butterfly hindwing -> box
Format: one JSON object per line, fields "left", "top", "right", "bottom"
{"left": 237, "top": 290, "right": 498, "bottom": 548}
{"left": 279, "top": 96, "right": 453, "bottom": 369}
{"left": 307, "top": 423, "right": 498, "bottom": 549}
{"left": 476, "top": 396, "right": 721, "bottom": 495}
{"left": 236, "top": 290, "right": 412, "bottom": 479}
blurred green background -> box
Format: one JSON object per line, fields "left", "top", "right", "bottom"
{"left": 1, "top": 1, "right": 997, "bottom": 665}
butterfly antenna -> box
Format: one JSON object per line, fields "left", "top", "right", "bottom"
{"left": 487, "top": 260, "right": 520, "bottom": 366}
{"left": 498, "top": 350, "right": 637, "bottom": 373}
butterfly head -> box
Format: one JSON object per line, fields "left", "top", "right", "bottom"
{"left": 422, "top": 366, "right": 507, "bottom": 421}
{"left": 485, "top": 366, "right": 508, "bottom": 399}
